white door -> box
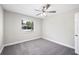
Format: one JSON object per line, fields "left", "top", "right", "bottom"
{"left": 75, "top": 13, "right": 79, "bottom": 54}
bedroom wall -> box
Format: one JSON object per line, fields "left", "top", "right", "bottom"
{"left": 42, "top": 8, "right": 79, "bottom": 48}
{"left": 0, "top": 5, "right": 3, "bottom": 53}
{"left": 4, "top": 10, "right": 42, "bottom": 46}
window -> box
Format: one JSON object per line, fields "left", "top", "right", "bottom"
{"left": 21, "top": 20, "right": 34, "bottom": 31}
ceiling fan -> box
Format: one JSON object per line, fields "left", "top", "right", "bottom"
{"left": 35, "top": 4, "right": 56, "bottom": 16}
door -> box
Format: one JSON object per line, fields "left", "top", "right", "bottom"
{"left": 75, "top": 13, "right": 79, "bottom": 54}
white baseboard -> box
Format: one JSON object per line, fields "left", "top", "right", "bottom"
{"left": 4, "top": 36, "right": 41, "bottom": 47}
{"left": 43, "top": 36, "right": 74, "bottom": 49}
{"left": 75, "top": 51, "right": 79, "bottom": 55}
{"left": 4, "top": 36, "right": 74, "bottom": 49}
{"left": 0, "top": 46, "right": 4, "bottom": 54}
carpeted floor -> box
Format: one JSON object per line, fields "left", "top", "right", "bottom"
{"left": 1, "top": 38, "right": 77, "bottom": 55}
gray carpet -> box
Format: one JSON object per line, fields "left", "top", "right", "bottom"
{"left": 1, "top": 38, "right": 77, "bottom": 55}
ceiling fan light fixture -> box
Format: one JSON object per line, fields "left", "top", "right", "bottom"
{"left": 40, "top": 13, "right": 47, "bottom": 16}
{"left": 43, "top": 13, "right": 47, "bottom": 16}
{"left": 40, "top": 13, "right": 43, "bottom": 16}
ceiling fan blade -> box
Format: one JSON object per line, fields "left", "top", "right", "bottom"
{"left": 35, "top": 9, "right": 42, "bottom": 12}
{"left": 45, "top": 4, "right": 51, "bottom": 10}
{"left": 42, "top": 4, "right": 50, "bottom": 11}
{"left": 46, "top": 11, "right": 56, "bottom": 13}
{"left": 36, "top": 13, "right": 41, "bottom": 16}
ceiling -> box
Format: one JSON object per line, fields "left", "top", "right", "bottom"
{"left": 2, "top": 4, "right": 79, "bottom": 19}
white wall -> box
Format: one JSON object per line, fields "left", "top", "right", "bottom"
{"left": 42, "top": 8, "right": 79, "bottom": 48}
{"left": 0, "top": 5, "right": 3, "bottom": 53}
{"left": 4, "top": 10, "right": 42, "bottom": 45}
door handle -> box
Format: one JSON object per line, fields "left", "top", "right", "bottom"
{"left": 74, "top": 35, "right": 78, "bottom": 37}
